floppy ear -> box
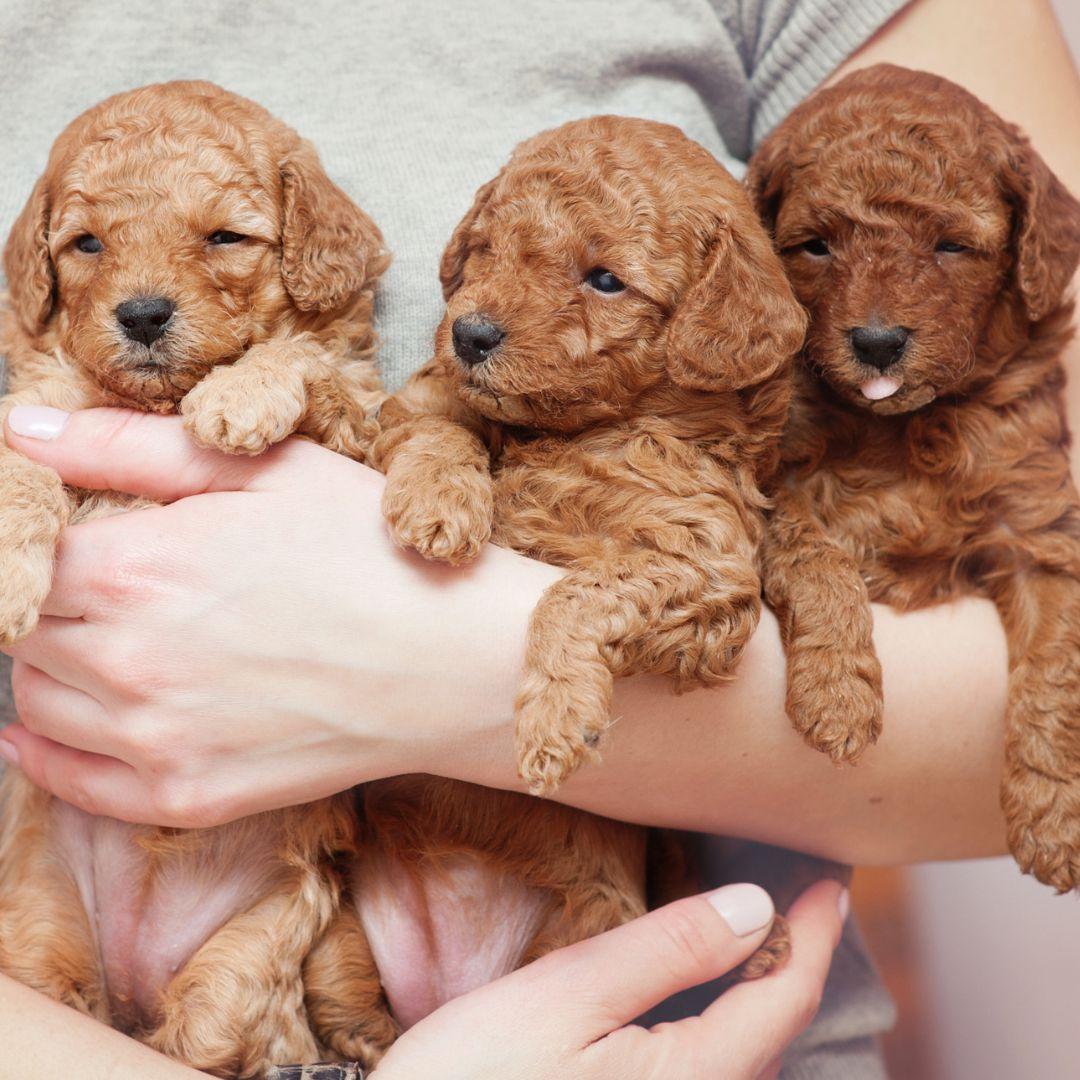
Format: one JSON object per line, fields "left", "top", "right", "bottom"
{"left": 280, "top": 140, "right": 388, "bottom": 313}
{"left": 666, "top": 213, "right": 807, "bottom": 392}
{"left": 3, "top": 177, "right": 54, "bottom": 336}
{"left": 439, "top": 177, "right": 498, "bottom": 300}
{"left": 744, "top": 129, "right": 791, "bottom": 232}
{"left": 999, "top": 131, "right": 1080, "bottom": 322}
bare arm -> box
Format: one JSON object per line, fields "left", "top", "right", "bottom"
{"left": 0, "top": 973, "right": 205, "bottom": 1079}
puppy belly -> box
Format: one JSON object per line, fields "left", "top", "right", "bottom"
{"left": 354, "top": 852, "right": 550, "bottom": 1029}
{"left": 50, "top": 801, "right": 282, "bottom": 1029}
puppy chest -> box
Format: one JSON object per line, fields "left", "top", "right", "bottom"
{"left": 489, "top": 441, "right": 726, "bottom": 566}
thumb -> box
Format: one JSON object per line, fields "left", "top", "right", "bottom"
{"left": 4, "top": 406, "right": 314, "bottom": 500}
{"left": 527, "top": 883, "right": 776, "bottom": 1033}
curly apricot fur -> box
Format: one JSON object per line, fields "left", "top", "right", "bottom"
{"left": 0, "top": 80, "right": 388, "bottom": 1076}
{"left": 749, "top": 65, "right": 1080, "bottom": 891}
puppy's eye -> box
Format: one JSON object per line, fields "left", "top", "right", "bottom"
{"left": 935, "top": 240, "right": 969, "bottom": 254}
{"left": 800, "top": 238, "right": 830, "bottom": 257}
{"left": 75, "top": 234, "right": 103, "bottom": 254}
{"left": 208, "top": 230, "right": 247, "bottom": 245}
{"left": 585, "top": 267, "right": 626, "bottom": 294}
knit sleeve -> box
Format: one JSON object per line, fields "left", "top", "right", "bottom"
{"left": 736, "top": 0, "right": 911, "bottom": 149}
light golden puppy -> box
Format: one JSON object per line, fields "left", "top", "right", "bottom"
{"left": 0, "top": 81, "right": 388, "bottom": 1077}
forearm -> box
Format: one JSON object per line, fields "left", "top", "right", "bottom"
{"left": 441, "top": 589, "right": 1008, "bottom": 866}
{"left": 0, "top": 974, "right": 205, "bottom": 1079}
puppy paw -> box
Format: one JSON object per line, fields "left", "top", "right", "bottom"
{"left": 0, "top": 570, "right": 47, "bottom": 646}
{"left": 737, "top": 914, "right": 791, "bottom": 981}
{"left": 1007, "top": 778, "right": 1080, "bottom": 893}
{"left": 786, "top": 648, "right": 883, "bottom": 764}
{"left": 382, "top": 467, "right": 493, "bottom": 564}
{"left": 181, "top": 363, "right": 306, "bottom": 455}
{"left": 0, "top": 510, "right": 64, "bottom": 646}
{"left": 515, "top": 676, "right": 610, "bottom": 795}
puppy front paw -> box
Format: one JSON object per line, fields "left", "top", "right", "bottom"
{"left": 0, "top": 563, "right": 48, "bottom": 646}
{"left": 786, "top": 647, "right": 883, "bottom": 764}
{"left": 515, "top": 673, "right": 611, "bottom": 795}
{"left": 381, "top": 467, "right": 493, "bottom": 564}
{"left": 181, "top": 363, "right": 306, "bottom": 455}
{"left": 1006, "top": 776, "right": 1080, "bottom": 893}
{"left": 0, "top": 507, "right": 64, "bottom": 646}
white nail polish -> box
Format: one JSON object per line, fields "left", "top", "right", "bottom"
{"left": 6, "top": 405, "right": 71, "bottom": 440}
{"left": 707, "top": 882, "right": 775, "bottom": 937}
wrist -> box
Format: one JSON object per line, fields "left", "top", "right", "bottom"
{"left": 345, "top": 539, "right": 561, "bottom": 787}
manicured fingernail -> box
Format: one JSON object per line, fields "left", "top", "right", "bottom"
{"left": 838, "top": 887, "right": 850, "bottom": 922}
{"left": 707, "top": 882, "right": 775, "bottom": 937}
{"left": 0, "top": 737, "right": 20, "bottom": 769}
{"left": 6, "top": 405, "right": 70, "bottom": 439}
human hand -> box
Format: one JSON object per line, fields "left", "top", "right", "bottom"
{"left": 0, "top": 406, "right": 558, "bottom": 826}
{"left": 372, "top": 878, "right": 847, "bottom": 1080}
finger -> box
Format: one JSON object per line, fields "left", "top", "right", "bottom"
{"left": 4, "top": 616, "right": 105, "bottom": 684}
{"left": 688, "top": 879, "right": 846, "bottom": 1074}
{"left": 0, "top": 723, "right": 153, "bottom": 822}
{"left": 525, "top": 883, "right": 775, "bottom": 1033}
{"left": 3, "top": 406, "right": 318, "bottom": 499}
{"left": 9, "top": 660, "right": 117, "bottom": 757}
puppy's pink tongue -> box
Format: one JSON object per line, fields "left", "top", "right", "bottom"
{"left": 861, "top": 376, "right": 902, "bottom": 401}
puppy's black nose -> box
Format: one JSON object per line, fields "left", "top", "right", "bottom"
{"left": 452, "top": 314, "right": 505, "bottom": 366}
{"left": 850, "top": 325, "right": 910, "bottom": 370}
{"left": 116, "top": 297, "right": 176, "bottom": 346}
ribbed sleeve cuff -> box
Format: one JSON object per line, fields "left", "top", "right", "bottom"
{"left": 750, "top": 0, "right": 910, "bottom": 148}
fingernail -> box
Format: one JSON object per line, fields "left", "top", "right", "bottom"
{"left": 707, "top": 882, "right": 775, "bottom": 937}
{"left": 0, "top": 737, "right": 20, "bottom": 769}
{"left": 6, "top": 405, "right": 70, "bottom": 440}
{"left": 838, "top": 887, "right": 850, "bottom": 922}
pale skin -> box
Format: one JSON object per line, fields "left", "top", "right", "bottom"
{"left": 0, "top": 0, "right": 1078, "bottom": 1075}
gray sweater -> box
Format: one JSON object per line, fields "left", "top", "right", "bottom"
{"left": 0, "top": 0, "right": 904, "bottom": 1074}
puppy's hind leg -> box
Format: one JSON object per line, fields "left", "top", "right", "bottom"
{"left": 517, "top": 814, "right": 646, "bottom": 964}
{"left": 0, "top": 770, "right": 107, "bottom": 1021}
{"left": 146, "top": 860, "right": 335, "bottom": 1078}
{"left": 303, "top": 902, "right": 399, "bottom": 1068}
{"left": 997, "top": 568, "right": 1080, "bottom": 893}
{"left": 762, "top": 489, "right": 883, "bottom": 763}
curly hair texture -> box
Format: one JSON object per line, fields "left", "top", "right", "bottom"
{"left": 378, "top": 114, "right": 805, "bottom": 792}
{"left": 0, "top": 81, "right": 389, "bottom": 1076}
{"left": 747, "top": 64, "right": 1080, "bottom": 892}
{"left": 301, "top": 116, "right": 805, "bottom": 1063}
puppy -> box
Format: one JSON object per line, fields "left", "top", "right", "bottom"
{"left": 377, "top": 114, "right": 806, "bottom": 794}
{"left": 747, "top": 65, "right": 1080, "bottom": 890}
{"left": 302, "top": 116, "right": 804, "bottom": 1067}
{"left": 0, "top": 81, "right": 388, "bottom": 1075}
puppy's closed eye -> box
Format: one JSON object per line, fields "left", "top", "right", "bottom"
{"left": 208, "top": 230, "right": 247, "bottom": 245}
{"left": 780, "top": 237, "right": 829, "bottom": 257}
